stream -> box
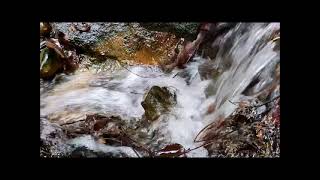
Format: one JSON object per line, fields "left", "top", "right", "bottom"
{"left": 40, "top": 22, "right": 280, "bottom": 157}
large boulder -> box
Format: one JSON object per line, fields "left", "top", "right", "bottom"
{"left": 53, "top": 23, "right": 180, "bottom": 65}
{"left": 141, "top": 86, "right": 177, "bottom": 121}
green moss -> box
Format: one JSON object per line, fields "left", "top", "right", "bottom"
{"left": 141, "top": 86, "right": 177, "bottom": 121}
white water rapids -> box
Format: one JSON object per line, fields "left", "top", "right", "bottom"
{"left": 40, "top": 22, "right": 280, "bottom": 157}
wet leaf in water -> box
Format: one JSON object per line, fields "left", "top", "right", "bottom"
{"left": 156, "top": 143, "right": 185, "bottom": 157}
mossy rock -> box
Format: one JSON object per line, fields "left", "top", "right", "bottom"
{"left": 141, "top": 86, "right": 177, "bottom": 121}
{"left": 40, "top": 47, "right": 63, "bottom": 79}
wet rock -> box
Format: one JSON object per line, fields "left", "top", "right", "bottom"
{"left": 201, "top": 60, "right": 224, "bottom": 97}
{"left": 53, "top": 23, "right": 114, "bottom": 54}
{"left": 205, "top": 81, "right": 217, "bottom": 97}
{"left": 140, "top": 23, "right": 200, "bottom": 41}
{"left": 68, "top": 146, "right": 128, "bottom": 158}
{"left": 67, "top": 135, "right": 140, "bottom": 157}
{"left": 53, "top": 22, "right": 179, "bottom": 66}
{"left": 93, "top": 25, "right": 179, "bottom": 65}
{"left": 141, "top": 86, "right": 177, "bottom": 121}
{"left": 40, "top": 118, "right": 71, "bottom": 157}
{"left": 40, "top": 47, "right": 63, "bottom": 79}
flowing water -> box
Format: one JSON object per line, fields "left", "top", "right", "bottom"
{"left": 40, "top": 22, "right": 280, "bottom": 157}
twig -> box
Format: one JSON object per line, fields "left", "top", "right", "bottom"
{"left": 117, "top": 60, "right": 164, "bottom": 79}
{"left": 229, "top": 99, "right": 251, "bottom": 108}
{"left": 228, "top": 100, "right": 239, "bottom": 106}
{"left": 175, "top": 139, "right": 218, "bottom": 157}
{"left": 60, "top": 119, "right": 86, "bottom": 126}
{"left": 103, "top": 138, "right": 140, "bottom": 158}
{"left": 119, "top": 127, "right": 154, "bottom": 157}
{"left": 102, "top": 137, "right": 123, "bottom": 144}
{"left": 130, "top": 91, "right": 144, "bottom": 95}
{"left": 180, "top": 129, "right": 237, "bottom": 157}
{"left": 188, "top": 72, "right": 199, "bottom": 84}
{"left": 172, "top": 72, "right": 179, "bottom": 78}
{"left": 125, "top": 135, "right": 154, "bottom": 157}
{"left": 131, "top": 147, "right": 141, "bottom": 158}
{"left": 194, "top": 120, "right": 217, "bottom": 143}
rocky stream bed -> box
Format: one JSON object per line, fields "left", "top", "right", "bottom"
{"left": 40, "top": 22, "right": 280, "bottom": 158}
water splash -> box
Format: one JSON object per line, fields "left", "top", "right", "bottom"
{"left": 209, "top": 23, "right": 280, "bottom": 118}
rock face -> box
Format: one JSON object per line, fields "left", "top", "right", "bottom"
{"left": 141, "top": 86, "right": 177, "bottom": 121}
{"left": 140, "top": 23, "right": 200, "bottom": 40}
{"left": 53, "top": 23, "right": 180, "bottom": 65}
{"left": 53, "top": 23, "right": 114, "bottom": 54}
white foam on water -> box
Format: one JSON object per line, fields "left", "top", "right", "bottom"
{"left": 68, "top": 135, "right": 139, "bottom": 157}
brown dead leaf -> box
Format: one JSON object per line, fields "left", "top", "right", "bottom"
{"left": 156, "top": 143, "right": 185, "bottom": 157}
{"left": 93, "top": 119, "right": 109, "bottom": 131}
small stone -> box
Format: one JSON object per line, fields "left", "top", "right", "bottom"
{"left": 141, "top": 86, "right": 177, "bottom": 121}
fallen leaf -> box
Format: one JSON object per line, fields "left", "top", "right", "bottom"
{"left": 156, "top": 143, "right": 185, "bottom": 157}
{"left": 93, "top": 119, "right": 109, "bottom": 131}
